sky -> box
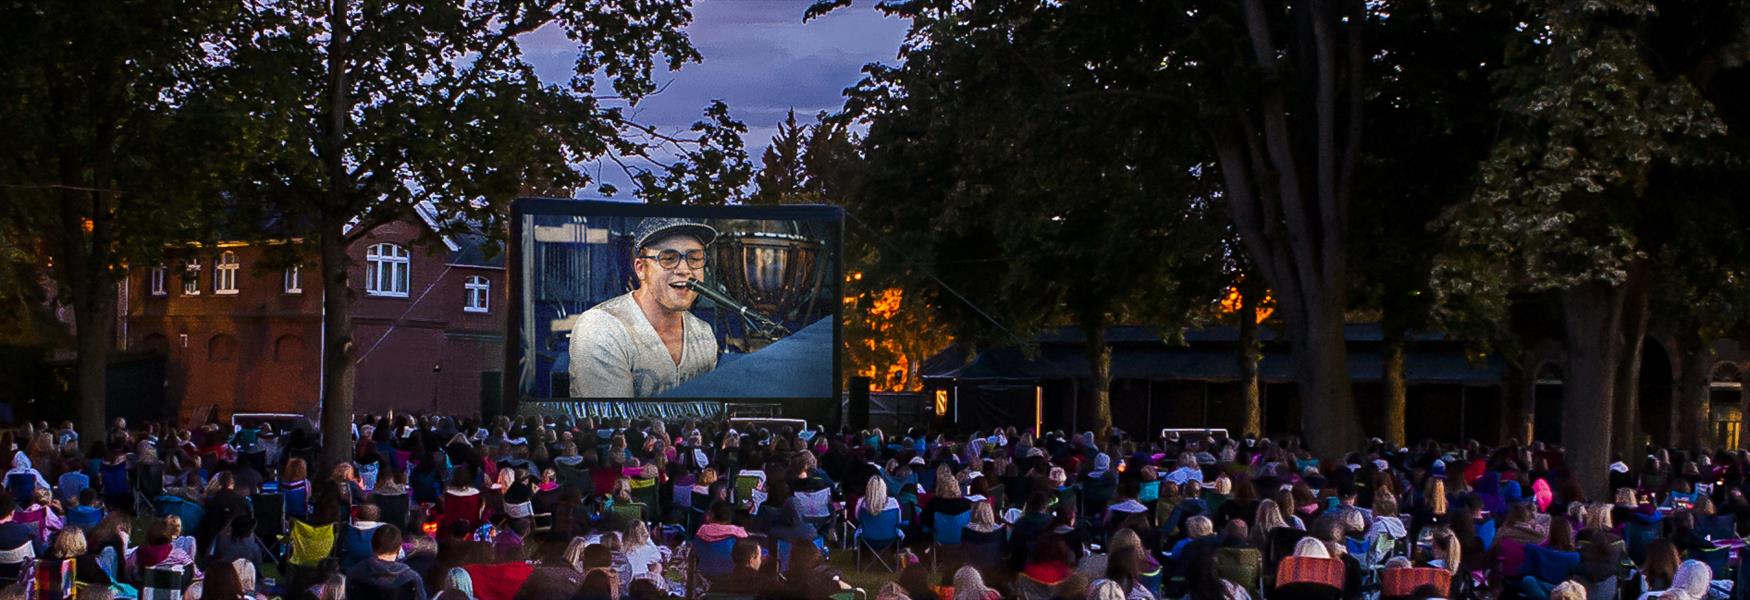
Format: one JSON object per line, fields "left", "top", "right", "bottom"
{"left": 518, "top": 1, "right": 909, "bottom": 198}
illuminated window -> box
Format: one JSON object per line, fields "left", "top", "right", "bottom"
{"left": 284, "top": 265, "right": 302, "bottom": 294}
{"left": 149, "top": 266, "right": 167, "bottom": 296}
{"left": 934, "top": 389, "right": 949, "bottom": 417}
{"left": 214, "top": 251, "right": 239, "bottom": 295}
{"left": 182, "top": 259, "right": 201, "bottom": 295}
{"left": 365, "top": 243, "right": 410, "bottom": 297}
{"left": 464, "top": 275, "right": 490, "bottom": 313}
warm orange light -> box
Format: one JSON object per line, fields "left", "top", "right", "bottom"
{"left": 1216, "top": 285, "right": 1274, "bottom": 323}
{"left": 82, "top": 219, "right": 94, "bottom": 233}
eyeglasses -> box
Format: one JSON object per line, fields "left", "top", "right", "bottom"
{"left": 637, "top": 248, "right": 707, "bottom": 270}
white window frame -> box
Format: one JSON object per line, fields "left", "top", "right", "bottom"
{"left": 464, "top": 275, "right": 490, "bottom": 313}
{"left": 214, "top": 251, "right": 240, "bottom": 295}
{"left": 365, "top": 243, "right": 410, "bottom": 297}
{"left": 181, "top": 259, "right": 201, "bottom": 296}
{"left": 284, "top": 265, "right": 302, "bottom": 294}
{"left": 149, "top": 266, "right": 167, "bottom": 296}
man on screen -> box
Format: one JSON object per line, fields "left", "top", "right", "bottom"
{"left": 568, "top": 218, "right": 720, "bottom": 397}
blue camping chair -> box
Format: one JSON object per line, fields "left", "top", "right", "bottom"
{"left": 154, "top": 495, "right": 205, "bottom": 536}
{"left": 1689, "top": 547, "right": 1730, "bottom": 580}
{"left": 1477, "top": 519, "right": 1497, "bottom": 551}
{"left": 1624, "top": 521, "right": 1658, "bottom": 564}
{"left": 282, "top": 481, "right": 311, "bottom": 519}
{"left": 931, "top": 510, "right": 973, "bottom": 569}
{"left": 854, "top": 508, "right": 905, "bottom": 572}
{"left": 1524, "top": 544, "right": 1581, "bottom": 585}
{"left": 692, "top": 537, "right": 737, "bottom": 582}
{"left": 337, "top": 523, "right": 380, "bottom": 569}
{"left": 4, "top": 474, "right": 36, "bottom": 507}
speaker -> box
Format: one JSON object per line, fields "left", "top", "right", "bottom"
{"left": 848, "top": 376, "right": 871, "bottom": 431}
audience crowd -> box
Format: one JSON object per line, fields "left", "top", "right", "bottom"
{"left": 0, "top": 414, "right": 1743, "bottom": 600}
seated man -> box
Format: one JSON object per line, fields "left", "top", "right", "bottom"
{"left": 344, "top": 524, "right": 427, "bottom": 600}
{"left": 709, "top": 538, "right": 778, "bottom": 596}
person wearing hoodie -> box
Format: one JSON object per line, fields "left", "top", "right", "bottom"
{"left": 5, "top": 451, "right": 49, "bottom": 495}
{"left": 345, "top": 524, "right": 428, "bottom": 600}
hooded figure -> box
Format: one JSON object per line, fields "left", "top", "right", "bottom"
{"left": 1663, "top": 560, "right": 1713, "bottom": 600}
{"left": 5, "top": 452, "right": 48, "bottom": 490}
{"left": 1087, "top": 454, "right": 1113, "bottom": 480}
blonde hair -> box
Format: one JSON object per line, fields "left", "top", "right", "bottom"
{"left": 970, "top": 502, "right": 996, "bottom": 529}
{"left": 863, "top": 476, "right": 889, "bottom": 517}
{"left": 49, "top": 528, "right": 86, "bottom": 559}
{"left": 1186, "top": 515, "right": 1215, "bottom": 538}
{"left": 1294, "top": 537, "right": 1331, "bottom": 558}
{"left": 1549, "top": 581, "right": 1586, "bottom": 600}
{"left": 1213, "top": 475, "right": 1233, "bottom": 496}
{"left": 1615, "top": 488, "right": 1638, "bottom": 506}
{"left": 937, "top": 473, "right": 962, "bottom": 500}
{"left": 1428, "top": 479, "right": 1448, "bottom": 516}
{"left": 624, "top": 520, "right": 653, "bottom": 548}
{"left": 233, "top": 558, "right": 259, "bottom": 595}
{"left": 1584, "top": 503, "right": 1613, "bottom": 531}
{"left": 1256, "top": 499, "right": 1288, "bottom": 531}
{"left": 1433, "top": 529, "right": 1462, "bottom": 575}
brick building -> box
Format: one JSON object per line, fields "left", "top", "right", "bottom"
{"left": 124, "top": 208, "right": 505, "bottom": 421}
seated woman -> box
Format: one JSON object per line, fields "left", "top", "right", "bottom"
{"left": 960, "top": 501, "right": 1007, "bottom": 573}
{"left": 1104, "top": 480, "right": 1151, "bottom": 533}
{"left": 1668, "top": 511, "right": 1715, "bottom": 554}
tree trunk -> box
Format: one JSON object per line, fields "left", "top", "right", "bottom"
{"left": 1086, "top": 320, "right": 1113, "bottom": 439}
{"left": 58, "top": 187, "right": 114, "bottom": 447}
{"left": 1382, "top": 323, "right": 1407, "bottom": 448}
{"left": 1676, "top": 328, "right": 1714, "bottom": 450}
{"left": 318, "top": 227, "right": 356, "bottom": 470}
{"left": 1611, "top": 261, "right": 1651, "bottom": 454}
{"left": 1298, "top": 297, "right": 1358, "bottom": 459}
{"left": 1562, "top": 281, "right": 1626, "bottom": 501}
{"left": 1238, "top": 281, "right": 1263, "bottom": 438}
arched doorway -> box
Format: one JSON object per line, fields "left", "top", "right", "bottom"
{"left": 1534, "top": 362, "right": 1564, "bottom": 444}
{"left": 1637, "top": 338, "right": 1676, "bottom": 447}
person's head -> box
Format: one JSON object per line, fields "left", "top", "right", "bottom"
{"left": 1088, "top": 580, "right": 1127, "bottom": 600}
{"left": 583, "top": 543, "right": 613, "bottom": 569}
{"left": 708, "top": 501, "right": 734, "bottom": 525}
{"left": 283, "top": 457, "right": 307, "bottom": 481}
{"left": 1584, "top": 502, "right": 1613, "bottom": 530}
{"left": 936, "top": 472, "right": 961, "bottom": 499}
{"left": 969, "top": 501, "right": 996, "bottom": 529}
{"left": 1615, "top": 487, "right": 1638, "bottom": 506}
{"left": 1644, "top": 538, "right": 1682, "bottom": 580}
{"left": 1256, "top": 499, "right": 1288, "bottom": 531}
{"left": 581, "top": 569, "right": 617, "bottom": 600}
{"left": 1428, "top": 479, "right": 1448, "bottom": 515}
{"left": 1375, "top": 493, "right": 1399, "bottom": 517}
{"left": 1549, "top": 580, "right": 1586, "bottom": 600}
{"left": 1669, "top": 560, "right": 1714, "bottom": 600}
{"left": 863, "top": 475, "right": 889, "bottom": 516}
{"left": 372, "top": 524, "right": 404, "bottom": 559}
{"left": 1294, "top": 536, "right": 1331, "bottom": 559}
{"left": 731, "top": 538, "right": 762, "bottom": 571}
{"left": 356, "top": 503, "right": 381, "bottom": 524}
{"left": 203, "top": 561, "right": 247, "bottom": 600}
{"left": 1186, "top": 515, "right": 1214, "bottom": 538}
{"left": 1106, "top": 545, "right": 1145, "bottom": 588}
{"left": 951, "top": 565, "right": 989, "bottom": 600}
{"left": 1546, "top": 514, "right": 1575, "bottom": 551}
{"left": 898, "top": 564, "right": 935, "bottom": 600}
{"left": 49, "top": 528, "right": 85, "bottom": 559}
{"left": 1432, "top": 528, "right": 1462, "bottom": 574}
{"left": 631, "top": 219, "right": 715, "bottom": 315}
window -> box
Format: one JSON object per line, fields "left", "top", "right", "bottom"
{"left": 364, "top": 243, "right": 410, "bottom": 297}
{"left": 464, "top": 275, "right": 490, "bottom": 313}
{"left": 284, "top": 265, "right": 302, "bottom": 294}
{"left": 214, "top": 251, "right": 239, "bottom": 295}
{"left": 181, "top": 259, "right": 201, "bottom": 295}
{"left": 149, "top": 266, "right": 167, "bottom": 296}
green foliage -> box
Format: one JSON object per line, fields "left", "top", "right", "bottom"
{"left": 827, "top": 0, "right": 1229, "bottom": 350}
{"left": 1440, "top": 0, "right": 1729, "bottom": 292}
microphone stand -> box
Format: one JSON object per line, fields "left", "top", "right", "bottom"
{"left": 685, "top": 279, "right": 792, "bottom": 339}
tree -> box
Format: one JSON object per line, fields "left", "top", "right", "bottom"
{"left": 1351, "top": 2, "right": 1516, "bottom": 447}
{"left": 1439, "top": 0, "right": 1748, "bottom": 496}
{"left": 0, "top": 0, "right": 246, "bottom": 440}
{"left": 815, "top": 0, "right": 1229, "bottom": 436}
{"left": 210, "top": 0, "right": 751, "bottom": 467}
{"left": 751, "top": 110, "right": 812, "bottom": 205}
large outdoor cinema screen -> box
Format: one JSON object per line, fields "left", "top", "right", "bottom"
{"left": 508, "top": 199, "right": 842, "bottom": 405}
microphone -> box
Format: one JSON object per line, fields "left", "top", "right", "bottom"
{"left": 685, "top": 279, "right": 791, "bottom": 337}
